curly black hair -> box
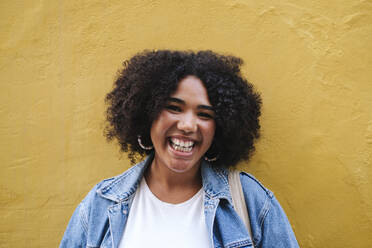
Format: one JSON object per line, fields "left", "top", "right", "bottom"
{"left": 105, "top": 50, "right": 262, "bottom": 168}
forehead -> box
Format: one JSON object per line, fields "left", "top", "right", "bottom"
{"left": 171, "top": 75, "right": 211, "bottom": 105}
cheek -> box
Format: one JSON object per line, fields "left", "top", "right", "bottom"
{"left": 202, "top": 122, "right": 216, "bottom": 143}
{"left": 150, "top": 112, "right": 176, "bottom": 140}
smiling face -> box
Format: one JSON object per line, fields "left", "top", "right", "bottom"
{"left": 150, "top": 75, "right": 216, "bottom": 174}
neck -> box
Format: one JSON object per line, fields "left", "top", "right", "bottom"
{"left": 147, "top": 157, "right": 202, "bottom": 189}
{"left": 144, "top": 155, "right": 202, "bottom": 203}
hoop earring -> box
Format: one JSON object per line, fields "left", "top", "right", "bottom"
{"left": 137, "top": 135, "right": 153, "bottom": 150}
{"left": 204, "top": 140, "right": 219, "bottom": 162}
{"left": 204, "top": 155, "right": 219, "bottom": 162}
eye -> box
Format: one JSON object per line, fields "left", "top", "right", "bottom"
{"left": 165, "top": 105, "right": 181, "bottom": 112}
{"left": 198, "top": 112, "right": 214, "bottom": 120}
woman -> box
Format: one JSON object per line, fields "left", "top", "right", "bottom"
{"left": 60, "top": 50, "right": 299, "bottom": 247}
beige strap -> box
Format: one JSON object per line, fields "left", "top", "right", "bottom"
{"left": 228, "top": 170, "right": 255, "bottom": 247}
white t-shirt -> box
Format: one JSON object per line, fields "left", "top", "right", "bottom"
{"left": 118, "top": 178, "right": 212, "bottom": 248}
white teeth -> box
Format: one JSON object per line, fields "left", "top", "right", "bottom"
{"left": 170, "top": 137, "right": 194, "bottom": 152}
{"left": 171, "top": 138, "right": 180, "bottom": 145}
{"left": 170, "top": 138, "right": 194, "bottom": 148}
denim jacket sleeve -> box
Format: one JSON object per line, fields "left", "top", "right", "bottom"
{"left": 239, "top": 172, "right": 299, "bottom": 248}
{"left": 260, "top": 195, "right": 299, "bottom": 247}
{"left": 59, "top": 179, "right": 119, "bottom": 248}
{"left": 59, "top": 202, "right": 88, "bottom": 248}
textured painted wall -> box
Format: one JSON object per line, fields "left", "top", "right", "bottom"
{"left": 1, "top": 0, "right": 371, "bottom": 247}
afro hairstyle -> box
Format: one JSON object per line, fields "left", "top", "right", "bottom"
{"left": 105, "top": 50, "right": 262, "bottom": 168}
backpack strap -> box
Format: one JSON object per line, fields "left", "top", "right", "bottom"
{"left": 228, "top": 170, "right": 255, "bottom": 247}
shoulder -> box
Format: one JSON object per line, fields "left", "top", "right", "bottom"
{"left": 240, "top": 173, "right": 299, "bottom": 246}
{"left": 60, "top": 158, "right": 150, "bottom": 247}
{"left": 84, "top": 161, "right": 146, "bottom": 206}
{"left": 238, "top": 172, "right": 277, "bottom": 229}
{"left": 239, "top": 171, "right": 274, "bottom": 199}
{"left": 78, "top": 172, "right": 124, "bottom": 214}
{"left": 95, "top": 164, "right": 138, "bottom": 193}
{"left": 235, "top": 171, "right": 298, "bottom": 246}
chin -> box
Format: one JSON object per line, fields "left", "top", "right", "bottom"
{"left": 167, "top": 158, "right": 201, "bottom": 174}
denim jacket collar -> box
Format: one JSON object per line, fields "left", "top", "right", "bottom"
{"left": 96, "top": 153, "right": 233, "bottom": 206}
{"left": 94, "top": 154, "right": 248, "bottom": 248}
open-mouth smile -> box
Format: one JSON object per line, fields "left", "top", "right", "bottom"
{"left": 169, "top": 137, "right": 195, "bottom": 153}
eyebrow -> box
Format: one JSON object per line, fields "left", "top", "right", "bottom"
{"left": 168, "top": 97, "right": 214, "bottom": 111}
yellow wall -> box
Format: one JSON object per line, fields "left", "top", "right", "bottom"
{"left": 1, "top": 0, "right": 371, "bottom": 247}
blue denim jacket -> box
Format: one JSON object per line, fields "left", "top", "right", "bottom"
{"left": 60, "top": 155, "right": 299, "bottom": 248}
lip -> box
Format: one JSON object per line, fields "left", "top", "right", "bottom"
{"left": 167, "top": 134, "right": 199, "bottom": 143}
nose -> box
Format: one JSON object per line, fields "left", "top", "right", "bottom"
{"left": 177, "top": 112, "right": 197, "bottom": 133}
